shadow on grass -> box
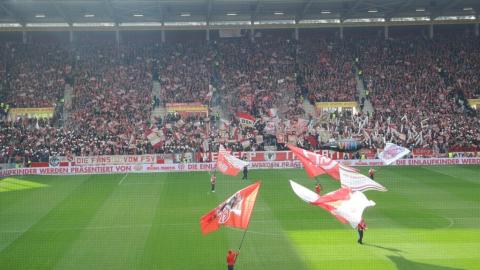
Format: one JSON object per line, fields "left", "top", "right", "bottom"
{"left": 363, "top": 243, "right": 403, "bottom": 253}
{"left": 388, "top": 255, "right": 465, "bottom": 270}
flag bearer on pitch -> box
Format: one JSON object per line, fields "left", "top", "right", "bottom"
{"left": 210, "top": 171, "right": 217, "bottom": 192}
{"left": 227, "top": 249, "right": 239, "bottom": 270}
{"left": 357, "top": 218, "right": 367, "bottom": 244}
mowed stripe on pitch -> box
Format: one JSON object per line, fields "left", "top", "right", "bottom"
{"left": 0, "top": 175, "right": 118, "bottom": 270}
{"left": 0, "top": 176, "right": 87, "bottom": 253}
{"left": 138, "top": 171, "right": 227, "bottom": 270}
{"left": 285, "top": 166, "right": 480, "bottom": 270}
{"left": 0, "top": 166, "right": 478, "bottom": 270}
{"left": 222, "top": 181, "right": 311, "bottom": 270}
{"left": 53, "top": 174, "right": 165, "bottom": 270}
{"left": 387, "top": 167, "right": 479, "bottom": 226}
{"left": 288, "top": 228, "right": 480, "bottom": 270}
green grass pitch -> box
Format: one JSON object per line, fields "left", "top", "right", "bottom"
{"left": 0, "top": 166, "right": 479, "bottom": 270}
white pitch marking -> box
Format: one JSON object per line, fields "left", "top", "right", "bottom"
{"left": 118, "top": 173, "right": 129, "bottom": 185}
{"left": 444, "top": 216, "right": 455, "bottom": 229}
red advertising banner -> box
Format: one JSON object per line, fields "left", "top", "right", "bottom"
{"left": 412, "top": 148, "right": 434, "bottom": 157}
{"left": 199, "top": 150, "right": 351, "bottom": 162}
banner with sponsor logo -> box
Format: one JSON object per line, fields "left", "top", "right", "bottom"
{"left": 8, "top": 107, "right": 54, "bottom": 119}
{"left": 2, "top": 158, "right": 480, "bottom": 178}
{"left": 468, "top": 99, "right": 480, "bottom": 110}
{"left": 49, "top": 156, "right": 61, "bottom": 167}
{"left": 315, "top": 102, "right": 357, "bottom": 109}
{"left": 166, "top": 103, "right": 208, "bottom": 116}
{"left": 412, "top": 148, "right": 434, "bottom": 157}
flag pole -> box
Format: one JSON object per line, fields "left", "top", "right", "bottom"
{"left": 237, "top": 181, "right": 261, "bottom": 253}
{"left": 237, "top": 227, "right": 249, "bottom": 251}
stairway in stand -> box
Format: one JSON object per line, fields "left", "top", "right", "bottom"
{"left": 354, "top": 66, "right": 374, "bottom": 115}
{"left": 151, "top": 80, "right": 166, "bottom": 123}
{"left": 61, "top": 84, "right": 73, "bottom": 127}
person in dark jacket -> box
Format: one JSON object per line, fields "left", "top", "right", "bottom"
{"left": 357, "top": 218, "right": 367, "bottom": 244}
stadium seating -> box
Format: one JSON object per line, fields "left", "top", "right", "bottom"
{"left": 0, "top": 34, "right": 479, "bottom": 163}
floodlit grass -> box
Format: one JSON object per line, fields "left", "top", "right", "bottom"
{"left": 0, "top": 177, "right": 48, "bottom": 192}
{"left": 0, "top": 166, "right": 479, "bottom": 269}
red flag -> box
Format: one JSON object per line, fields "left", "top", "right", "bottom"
{"left": 216, "top": 145, "right": 249, "bottom": 176}
{"left": 287, "top": 144, "right": 357, "bottom": 180}
{"left": 293, "top": 149, "right": 326, "bottom": 178}
{"left": 200, "top": 181, "right": 261, "bottom": 235}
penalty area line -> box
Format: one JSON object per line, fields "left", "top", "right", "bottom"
{"left": 118, "top": 173, "right": 129, "bottom": 185}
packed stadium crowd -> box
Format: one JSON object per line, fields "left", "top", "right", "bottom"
{"left": 0, "top": 33, "right": 479, "bottom": 163}
{"left": 2, "top": 44, "right": 70, "bottom": 108}
{"left": 158, "top": 42, "right": 214, "bottom": 104}
{"left": 298, "top": 38, "right": 358, "bottom": 103}
{"left": 357, "top": 37, "right": 479, "bottom": 151}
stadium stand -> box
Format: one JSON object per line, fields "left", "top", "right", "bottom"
{"left": 0, "top": 33, "right": 479, "bottom": 164}
{"left": 356, "top": 36, "right": 480, "bottom": 151}
{"left": 3, "top": 44, "right": 70, "bottom": 108}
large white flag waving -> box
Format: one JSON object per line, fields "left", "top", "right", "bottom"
{"left": 379, "top": 143, "right": 410, "bottom": 165}
{"left": 289, "top": 180, "right": 375, "bottom": 228}
{"left": 339, "top": 167, "right": 387, "bottom": 192}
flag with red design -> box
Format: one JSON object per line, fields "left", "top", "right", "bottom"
{"left": 200, "top": 181, "right": 261, "bottom": 235}
{"left": 216, "top": 145, "right": 249, "bottom": 176}
{"left": 289, "top": 180, "right": 375, "bottom": 228}
{"left": 287, "top": 145, "right": 357, "bottom": 180}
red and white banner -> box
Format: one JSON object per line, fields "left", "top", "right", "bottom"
{"left": 237, "top": 112, "right": 256, "bottom": 127}
{"left": 2, "top": 158, "right": 480, "bottom": 178}
{"left": 73, "top": 155, "right": 159, "bottom": 165}
{"left": 199, "top": 149, "right": 352, "bottom": 163}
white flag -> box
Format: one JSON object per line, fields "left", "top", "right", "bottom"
{"left": 339, "top": 167, "right": 387, "bottom": 192}
{"left": 331, "top": 191, "right": 376, "bottom": 228}
{"left": 289, "top": 180, "right": 375, "bottom": 228}
{"left": 379, "top": 143, "right": 410, "bottom": 165}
